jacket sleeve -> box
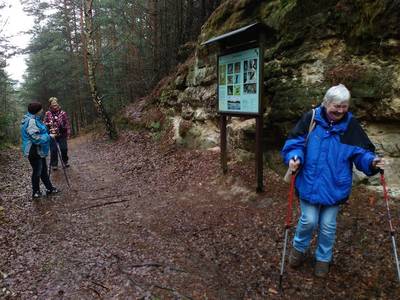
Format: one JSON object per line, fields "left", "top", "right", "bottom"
{"left": 352, "top": 148, "right": 378, "bottom": 176}
{"left": 27, "top": 119, "right": 50, "bottom": 145}
{"left": 281, "top": 110, "right": 313, "bottom": 165}
{"left": 43, "top": 111, "right": 51, "bottom": 126}
{"left": 64, "top": 112, "right": 71, "bottom": 138}
{"left": 342, "top": 118, "right": 379, "bottom": 176}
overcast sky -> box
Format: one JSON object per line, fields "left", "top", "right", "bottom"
{"left": 3, "top": 0, "right": 34, "bottom": 83}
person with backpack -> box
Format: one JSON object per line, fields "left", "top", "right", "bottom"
{"left": 281, "top": 84, "right": 385, "bottom": 278}
{"left": 21, "top": 102, "right": 60, "bottom": 199}
{"left": 44, "top": 97, "right": 71, "bottom": 170}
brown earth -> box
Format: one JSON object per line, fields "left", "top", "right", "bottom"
{"left": 0, "top": 132, "right": 399, "bottom": 299}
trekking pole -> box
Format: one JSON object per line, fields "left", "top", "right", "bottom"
{"left": 379, "top": 169, "right": 400, "bottom": 282}
{"left": 279, "top": 170, "right": 296, "bottom": 291}
{"left": 52, "top": 137, "right": 71, "bottom": 188}
{"left": 57, "top": 143, "right": 71, "bottom": 188}
{"left": 48, "top": 158, "right": 52, "bottom": 177}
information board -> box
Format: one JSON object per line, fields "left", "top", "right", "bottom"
{"left": 218, "top": 47, "right": 260, "bottom": 114}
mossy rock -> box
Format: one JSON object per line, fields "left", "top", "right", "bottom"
{"left": 350, "top": 68, "right": 393, "bottom": 99}
{"left": 264, "top": 60, "right": 283, "bottom": 78}
{"left": 174, "top": 75, "right": 187, "bottom": 90}
{"left": 270, "top": 83, "right": 325, "bottom": 121}
{"left": 159, "top": 89, "right": 180, "bottom": 106}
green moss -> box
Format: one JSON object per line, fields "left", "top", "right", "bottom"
{"left": 260, "top": 1, "right": 281, "bottom": 25}
{"left": 159, "top": 89, "right": 179, "bottom": 105}
{"left": 325, "top": 63, "right": 394, "bottom": 99}
{"left": 265, "top": 0, "right": 297, "bottom": 29}
{"left": 233, "top": 0, "right": 255, "bottom": 10}
{"left": 149, "top": 121, "right": 161, "bottom": 131}
{"left": 335, "top": 0, "right": 399, "bottom": 47}
{"left": 0, "top": 142, "right": 14, "bottom": 151}
{"left": 267, "top": 79, "right": 325, "bottom": 121}
{"left": 114, "top": 115, "right": 143, "bottom": 132}
{"left": 350, "top": 0, "right": 387, "bottom": 39}
{"left": 351, "top": 68, "right": 393, "bottom": 99}
{"left": 201, "top": 1, "right": 235, "bottom": 41}
{"left": 264, "top": 60, "right": 282, "bottom": 78}
{"left": 151, "top": 118, "right": 173, "bottom": 142}
{"left": 201, "top": 0, "right": 264, "bottom": 42}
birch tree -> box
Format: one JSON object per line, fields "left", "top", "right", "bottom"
{"left": 82, "top": 0, "right": 117, "bottom": 140}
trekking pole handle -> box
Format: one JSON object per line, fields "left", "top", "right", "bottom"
{"left": 291, "top": 155, "right": 298, "bottom": 175}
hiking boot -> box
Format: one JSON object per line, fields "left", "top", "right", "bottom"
{"left": 32, "top": 191, "right": 42, "bottom": 199}
{"left": 46, "top": 187, "right": 60, "bottom": 195}
{"left": 314, "top": 261, "right": 330, "bottom": 278}
{"left": 289, "top": 248, "right": 306, "bottom": 268}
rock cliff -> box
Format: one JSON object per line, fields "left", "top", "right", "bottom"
{"left": 127, "top": 0, "right": 400, "bottom": 196}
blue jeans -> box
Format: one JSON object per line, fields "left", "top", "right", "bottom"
{"left": 293, "top": 199, "right": 340, "bottom": 262}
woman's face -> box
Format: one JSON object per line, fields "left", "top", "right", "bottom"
{"left": 325, "top": 102, "right": 349, "bottom": 122}
{"left": 50, "top": 104, "right": 60, "bottom": 111}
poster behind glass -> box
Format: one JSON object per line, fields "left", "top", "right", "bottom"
{"left": 218, "top": 47, "right": 260, "bottom": 114}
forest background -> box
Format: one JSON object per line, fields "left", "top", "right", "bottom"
{"left": 0, "top": 0, "right": 222, "bottom": 145}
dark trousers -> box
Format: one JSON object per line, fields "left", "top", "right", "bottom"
{"left": 50, "top": 137, "right": 68, "bottom": 167}
{"left": 28, "top": 146, "right": 53, "bottom": 194}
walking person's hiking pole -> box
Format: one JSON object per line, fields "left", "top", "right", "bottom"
{"left": 279, "top": 169, "right": 296, "bottom": 291}
{"left": 57, "top": 142, "right": 71, "bottom": 188}
{"left": 379, "top": 169, "right": 400, "bottom": 282}
{"left": 51, "top": 136, "right": 71, "bottom": 188}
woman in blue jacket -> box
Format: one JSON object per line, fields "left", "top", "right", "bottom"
{"left": 281, "top": 84, "right": 384, "bottom": 277}
{"left": 21, "top": 102, "right": 59, "bottom": 199}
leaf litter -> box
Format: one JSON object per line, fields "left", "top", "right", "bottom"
{"left": 0, "top": 132, "right": 399, "bottom": 299}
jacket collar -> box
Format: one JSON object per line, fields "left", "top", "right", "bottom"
{"left": 26, "top": 112, "right": 39, "bottom": 119}
{"left": 314, "top": 106, "right": 352, "bottom": 133}
{"left": 50, "top": 108, "right": 60, "bottom": 114}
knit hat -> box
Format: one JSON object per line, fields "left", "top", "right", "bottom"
{"left": 28, "top": 102, "right": 43, "bottom": 114}
{"left": 48, "top": 97, "right": 59, "bottom": 106}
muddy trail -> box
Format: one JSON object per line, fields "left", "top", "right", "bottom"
{"left": 1, "top": 131, "right": 399, "bottom": 299}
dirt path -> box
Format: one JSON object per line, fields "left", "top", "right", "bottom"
{"left": 1, "top": 132, "right": 399, "bottom": 299}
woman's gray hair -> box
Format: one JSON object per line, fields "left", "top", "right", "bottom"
{"left": 322, "top": 84, "right": 351, "bottom": 107}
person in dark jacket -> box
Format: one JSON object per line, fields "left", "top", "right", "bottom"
{"left": 21, "top": 102, "right": 60, "bottom": 199}
{"left": 44, "top": 97, "right": 71, "bottom": 170}
{"left": 281, "top": 84, "right": 384, "bottom": 278}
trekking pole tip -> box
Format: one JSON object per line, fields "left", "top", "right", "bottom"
{"left": 278, "top": 275, "right": 283, "bottom": 292}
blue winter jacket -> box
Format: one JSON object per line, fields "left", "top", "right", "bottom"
{"left": 281, "top": 106, "right": 378, "bottom": 206}
{"left": 21, "top": 113, "right": 51, "bottom": 158}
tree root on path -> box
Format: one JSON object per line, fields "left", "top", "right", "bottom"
{"left": 130, "top": 263, "right": 187, "bottom": 273}
{"left": 84, "top": 190, "right": 141, "bottom": 202}
{"left": 153, "top": 284, "right": 194, "bottom": 300}
{"left": 91, "top": 280, "right": 110, "bottom": 291}
{"left": 75, "top": 199, "right": 130, "bottom": 212}
{"left": 73, "top": 189, "right": 143, "bottom": 212}
{"left": 87, "top": 286, "right": 102, "bottom": 298}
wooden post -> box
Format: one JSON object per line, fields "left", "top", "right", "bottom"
{"left": 220, "top": 114, "right": 228, "bottom": 174}
{"left": 256, "top": 115, "right": 263, "bottom": 192}
{"left": 256, "top": 32, "right": 266, "bottom": 193}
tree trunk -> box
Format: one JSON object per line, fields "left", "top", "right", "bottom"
{"left": 150, "top": 0, "right": 159, "bottom": 82}
{"left": 80, "top": 1, "right": 89, "bottom": 80}
{"left": 83, "top": 0, "right": 117, "bottom": 140}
